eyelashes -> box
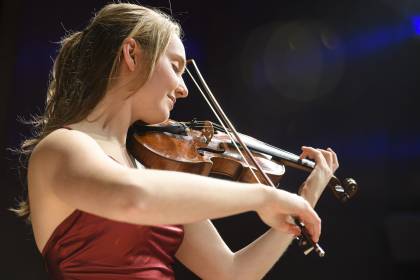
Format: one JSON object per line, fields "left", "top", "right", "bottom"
{"left": 171, "top": 63, "right": 180, "bottom": 73}
{"left": 171, "top": 63, "right": 185, "bottom": 75}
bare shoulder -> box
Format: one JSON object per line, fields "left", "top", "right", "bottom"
{"left": 28, "top": 127, "right": 116, "bottom": 212}
{"left": 30, "top": 128, "right": 103, "bottom": 166}
{"left": 29, "top": 126, "right": 136, "bottom": 222}
{"left": 29, "top": 128, "right": 114, "bottom": 180}
{"left": 28, "top": 128, "right": 99, "bottom": 251}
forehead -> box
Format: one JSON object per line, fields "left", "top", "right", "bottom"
{"left": 165, "top": 35, "right": 186, "bottom": 59}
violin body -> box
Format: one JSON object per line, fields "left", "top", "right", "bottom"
{"left": 128, "top": 120, "right": 285, "bottom": 185}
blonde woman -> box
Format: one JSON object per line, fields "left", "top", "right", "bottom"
{"left": 15, "top": 3, "right": 338, "bottom": 279}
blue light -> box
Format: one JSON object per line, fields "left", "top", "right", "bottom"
{"left": 413, "top": 16, "right": 420, "bottom": 35}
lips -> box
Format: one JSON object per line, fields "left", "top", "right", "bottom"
{"left": 167, "top": 95, "right": 176, "bottom": 108}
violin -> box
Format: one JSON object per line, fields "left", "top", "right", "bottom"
{"left": 128, "top": 118, "right": 358, "bottom": 256}
{"left": 127, "top": 59, "right": 358, "bottom": 257}
{"left": 128, "top": 119, "right": 357, "bottom": 203}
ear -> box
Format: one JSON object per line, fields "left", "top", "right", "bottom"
{"left": 121, "top": 37, "right": 139, "bottom": 72}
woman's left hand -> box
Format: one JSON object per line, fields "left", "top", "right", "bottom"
{"left": 298, "top": 146, "right": 339, "bottom": 207}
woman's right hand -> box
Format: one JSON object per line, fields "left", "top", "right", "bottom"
{"left": 256, "top": 188, "right": 321, "bottom": 242}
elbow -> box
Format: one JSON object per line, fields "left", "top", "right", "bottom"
{"left": 200, "top": 257, "right": 236, "bottom": 280}
{"left": 209, "top": 259, "right": 244, "bottom": 280}
{"left": 220, "top": 254, "right": 264, "bottom": 280}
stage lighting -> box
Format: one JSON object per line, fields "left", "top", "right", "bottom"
{"left": 412, "top": 16, "right": 420, "bottom": 35}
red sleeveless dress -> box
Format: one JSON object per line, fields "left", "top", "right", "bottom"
{"left": 42, "top": 127, "right": 184, "bottom": 279}
{"left": 42, "top": 210, "right": 184, "bottom": 280}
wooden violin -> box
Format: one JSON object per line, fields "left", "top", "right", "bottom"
{"left": 128, "top": 119, "right": 357, "bottom": 203}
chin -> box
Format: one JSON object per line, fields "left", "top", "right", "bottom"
{"left": 142, "top": 111, "right": 170, "bottom": 125}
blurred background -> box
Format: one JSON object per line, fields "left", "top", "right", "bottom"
{"left": 1, "top": 0, "right": 420, "bottom": 279}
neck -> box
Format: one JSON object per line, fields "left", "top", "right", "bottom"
{"left": 70, "top": 89, "right": 135, "bottom": 147}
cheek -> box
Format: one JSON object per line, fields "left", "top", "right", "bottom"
{"left": 157, "top": 61, "right": 179, "bottom": 88}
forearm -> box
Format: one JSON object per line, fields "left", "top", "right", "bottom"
{"left": 299, "top": 180, "right": 324, "bottom": 208}
{"left": 225, "top": 183, "right": 323, "bottom": 280}
{"left": 123, "top": 168, "right": 272, "bottom": 225}
{"left": 231, "top": 229, "right": 294, "bottom": 280}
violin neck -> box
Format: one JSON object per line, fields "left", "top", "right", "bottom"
{"left": 232, "top": 133, "right": 315, "bottom": 172}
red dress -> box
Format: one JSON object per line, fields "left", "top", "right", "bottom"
{"left": 42, "top": 209, "right": 184, "bottom": 280}
{"left": 42, "top": 128, "right": 184, "bottom": 279}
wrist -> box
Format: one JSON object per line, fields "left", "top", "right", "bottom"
{"left": 255, "top": 184, "right": 276, "bottom": 213}
{"left": 299, "top": 182, "right": 322, "bottom": 208}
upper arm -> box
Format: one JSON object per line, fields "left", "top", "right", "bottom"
{"left": 28, "top": 129, "right": 142, "bottom": 222}
{"left": 175, "top": 220, "right": 234, "bottom": 280}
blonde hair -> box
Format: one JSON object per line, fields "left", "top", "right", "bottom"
{"left": 12, "top": 3, "right": 181, "bottom": 221}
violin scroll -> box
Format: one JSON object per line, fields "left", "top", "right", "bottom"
{"left": 328, "top": 177, "right": 358, "bottom": 203}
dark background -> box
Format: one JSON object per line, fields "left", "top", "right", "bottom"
{"left": 1, "top": 0, "right": 420, "bottom": 279}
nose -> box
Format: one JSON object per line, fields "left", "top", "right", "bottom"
{"left": 175, "top": 77, "right": 188, "bottom": 99}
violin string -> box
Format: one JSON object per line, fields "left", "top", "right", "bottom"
{"left": 185, "top": 65, "right": 262, "bottom": 183}
{"left": 217, "top": 127, "right": 303, "bottom": 161}
{"left": 188, "top": 121, "right": 230, "bottom": 134}
{"left": 193, "top": 122, "right": 226, "bottom": 131}
{"left": 190, "top": 123, "right": 299, "bottom": 160}
{"left": 189, "top": 123, "right": 225, "bottom": 131}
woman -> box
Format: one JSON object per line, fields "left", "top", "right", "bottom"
{"left": 16, "top": 3, "right": 338, "bottom": 279}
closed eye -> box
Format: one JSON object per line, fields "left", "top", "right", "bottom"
{"left": 172, "top": 63, "right": 180, "bottom": 73}
{"left": 172, "top": 63, "right": 185, "bottom": 75}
